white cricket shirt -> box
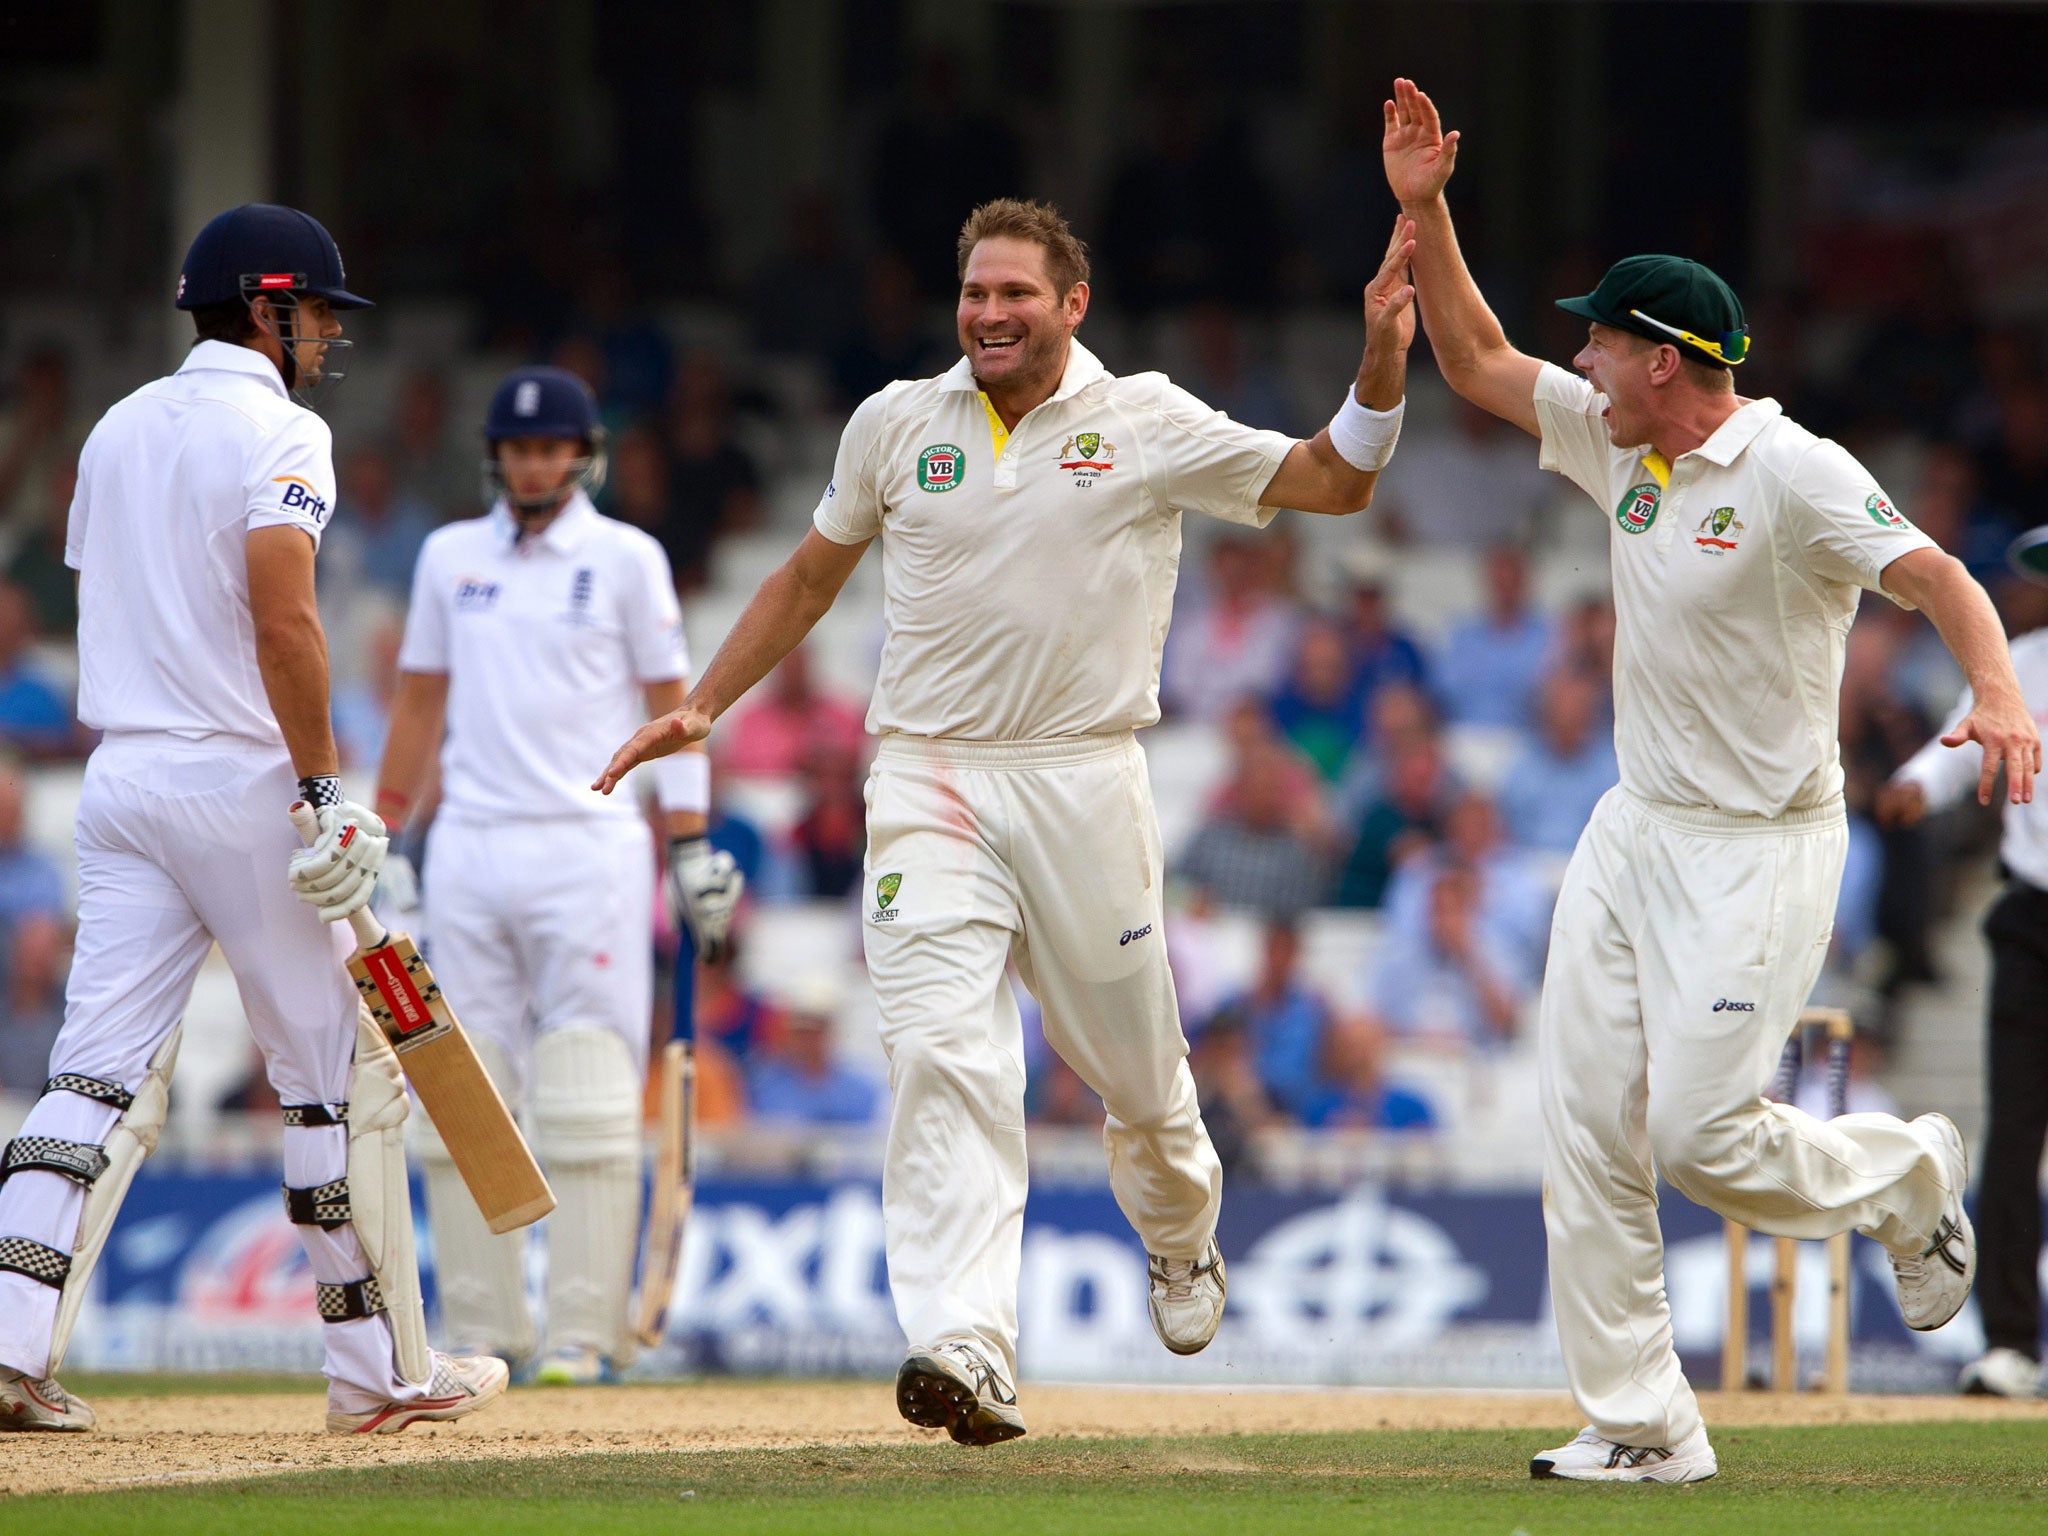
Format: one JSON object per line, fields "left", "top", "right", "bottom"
{"left": 67, "top": 341, "right": 338, "bottom": 745}
{"left": 398, "top": 493, "right": 687, "bottom": 822}
{"left": 813, "top": 341, "right": 1295, "bottom": 741}
{"left": 1534, "top": 364, "right": 1936, "bottom": 816}
{"left": 1895, "top": 628, "right": 2048, "bottom": 889}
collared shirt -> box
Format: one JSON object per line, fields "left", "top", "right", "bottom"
{"left": 1534, "top": 364, "right": 1936, "bottom": 816}
{"left": 1895, "top": 627, "right": 2048, "bottom": 889}
{"left": 67, "top": 340, "right": 337, "bottom": 744}
{"left": 813, "top": 340, "right": 1295, "bottom": 741}
{"left": 398, "top": 492, "right": 687, "bottom": 821}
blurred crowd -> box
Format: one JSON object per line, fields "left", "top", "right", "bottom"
{"left": 2, "top": 109, "right": 2045, "bottom": 1142}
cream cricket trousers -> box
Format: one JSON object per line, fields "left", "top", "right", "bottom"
{"left": 862, "top": 731, "right": 1222, "bottom": 1387}
{"left": 1541, "top": 788, "right": 1955, "bottom": 1447}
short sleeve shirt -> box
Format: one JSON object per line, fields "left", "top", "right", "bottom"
{"left": 399, "top": 494, "right": 689, "bottom": 821}
{"left": 67, "top": 341, "right": 338, "bottom": 744}
{"left": 1533, "top": 363, "right": 1936, "bottom": 815}
{"left": 814, "top": 341, "right": 1295, "bottom": 741}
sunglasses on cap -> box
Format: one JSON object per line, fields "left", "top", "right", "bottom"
{"left": 1628, "top": 308, "right": 1750, "bottom": 366}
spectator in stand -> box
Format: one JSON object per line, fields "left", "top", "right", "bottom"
{"left": 386, "top": 369, "right": 473, "bottom": 521}
{"left": 1303, "top": 1014, "right": 1437, "bottom": 1131}
{"left": 747, "top": 977, "right": 880, "bottom": 1125}
{"left": 1178, "top": 733, "right": 1330, "bottom": 914}
{"left": 0, "top": 349, "right": 79, "bottom": 563}
{"left": 1367, "top": 860, "right": 1535, "bottom": 1048}
{"left": 323, "top": 444, "right": 434, "bottom": 600}
{"left": 789, "top": 740, "right": 866, "bottom": 899}
{"left": 748, "top": 190, "right": 864, "bottom": 357}
{"left": 1206, "top": 698, "right": 1331, "bottom": 845}
{"left": 1975, "top": 380, "right": 2048, "bottom": 555}
{"left": 0, "top": 583, "right": 77, "bottom": 759}
{"left": 1397, "top": 790, "right": 1554, "bottom": 970}
{"left": 1496, "top": 669, "right": 1619, "bottom": 854}
{"left": 0, "top": 763, "right": 66, "bottom": 1092}
{"left": 1432, "top": 542, "right": 1553, "bottom": 731}
{"left": 1840, "top": 250, "right": 1980, "bottom": 441}
{"left": 1163, "top": 535, "right": 1300, "bottom": 722}
{"left": 5, "top": 460, "right": 76, "bottom": 638}
{"left": 1546, "top": 594, "right": 1617, "bottom": 716}
{"left": 1330, "top": 731, "right": 1456, "bottom": 909}
{"left": 1375, "top": 393, "right": 1557, "bottom": 548}
{"left": 694, "top": 933, "right": 781, "bottom": 1069}
{"left": 577, "top": 256, "right": 675, "bottom": 426}
{"left": 1211, "top": 919, "right": 1335, "bottom": 1122}
{"left": 719, "top": 645, "right": 869, "bottom": 781}
{"left": 1181, "top": 301, "right": 1297, "bottom": 434}
{"left": 1269, "top": 616, "right": 1366, "bottom": 783}
{"left": 606, "top": 424, "right": 673, "bottom": 549}
{"left": 332, "top": 605, "right": 407, "bottom": 776}
{"left": 1184, "top": 1007, "right": 1276, "bottom": 1174}
{"left": 665, "top": 352, "right": 764, "bottom": 592}
{"left": 830, "top": 253, "right": 942, "bottom": 410}
{"left": 1336, "top": 548, "right": 1428, "bottom": 727}
{"left": 1332, "top": 681, "right": 1439, "bottom": 830}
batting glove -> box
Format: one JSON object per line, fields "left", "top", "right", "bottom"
{"left": 667, "top": 835, "right": 744, "bottom": 962}
{"left": 289, "top": 788, "right": 389, "bottom": 923}
{"left": 375, "top": 851, "right": 422, "bottom": 919}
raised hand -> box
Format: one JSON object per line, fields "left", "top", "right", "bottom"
{"left": 592, "top": 705, "right": 713, "bottom": 796}
{"left": 1363, "top": 216, "right": 1418, "bottom": 356}
{"left": 1382, "top": 77, "right": 1460, "bottom": 206}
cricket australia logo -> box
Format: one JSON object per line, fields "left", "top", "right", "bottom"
{"left": 1059, "top": 430, "right": 1117, "bottom": 488}
{"left": 917, "top": 445, "right": 963, "bottom": 493}
{"left": 872, "top": 872, "right": 902, "bottom": 923}
{"left": 1866, "top": 491, "right": 1910, "bottom": 529}
{"left": 1694, "top": 505, "right": 1744, "bottom": 555}
{"left": 1615, "top": 481, "right": 1661, "bottom": 535}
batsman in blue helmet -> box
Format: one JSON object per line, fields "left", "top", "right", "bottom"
{"left": 370, "top": 364, "right": 742, "bottom": 1383}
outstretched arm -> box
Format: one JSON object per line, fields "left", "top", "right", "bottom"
{"left": 1883, "top": 546, "right": 2040, "bottom": 805}
{"left": 1260, "top": 216, "right": 1415, "bottom": 516}
{"left": 594, "top": 528, "right": 867, "bottom": 793}
{"left": 1382, "top": 77, "right": 1543, "bottom": 436}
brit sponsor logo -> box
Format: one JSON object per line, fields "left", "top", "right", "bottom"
{"left": 272, "top": 475, "right": 330, "bottom": 526}
{"left": 454, "top": 577, "right": 500, "bottom": 610}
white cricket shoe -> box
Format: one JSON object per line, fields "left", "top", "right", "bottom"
{"left": 534, "top": 1347, "right": 615, "bottom": 1385}
{"left": 1889, "top": 1113, "right": 1976, "bottom": 1332}
{"left": 1530, "top": 1425, "right": 1718, "bottom": 1483}
{"left": 1147, "top": 1238, "right": 1227, "bottom": 1356}
{"left": 1960, "top": 1347, "right": 2041, "bottom": 1398}
{"left": 326, "top": 1351, "right": 508, "bottom": 1435}
{"left": 895, "top": 1342, "right": 1026, "bottom": 1446}
{"left": 0, "top": 1367, "right": 95, "bottom": 1432}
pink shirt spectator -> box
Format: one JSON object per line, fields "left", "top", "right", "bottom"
{"left": 718, "top": 647, "right": 868, "bottom": 778}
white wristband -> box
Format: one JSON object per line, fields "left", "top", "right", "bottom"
{"left": 1327, "top": 389, "right": 1404, "bottom": 472}
{"left": 651, "top": 750, "right": 712, "bottom": 814}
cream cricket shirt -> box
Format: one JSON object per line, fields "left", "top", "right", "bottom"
{"left": 67, "top": 341, "right": 338, "bottom": 745}
{"left": 1534, "top": 364, "right": 1935, "bottom": 816}
{"left": 398, "top": 492, "right": 687, "bottom": 822}
{"left": 813, "top": 341, "right": 1295, "bottom": 741}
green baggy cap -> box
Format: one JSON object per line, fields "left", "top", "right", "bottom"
{"left": 2008, "top": 526, "right": 2048, "bottom": 587}
{"left": 1556, "top": 254, "right": 1750, "bottom": 367}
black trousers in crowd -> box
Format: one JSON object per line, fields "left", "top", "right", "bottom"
{"left": 1979, "top": 882, "right": 2048, "bottom": 1362}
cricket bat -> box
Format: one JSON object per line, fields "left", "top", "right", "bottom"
{"left": 634, "top": 919, "right": 698, "bottom": 1346}
{"left": 290, "top": 802, "right": 554, "bottom": 1234}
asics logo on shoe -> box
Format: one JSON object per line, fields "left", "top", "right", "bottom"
{"left": 1607, "top": 1443, "right": 1672, "bottom": 1469}
{"left": 1923, "top": 1216, "right": 1970, "bottom": 1277}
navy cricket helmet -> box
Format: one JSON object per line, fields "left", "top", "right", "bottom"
{"left": 482, "top": 366, "right": 609, "bottom": 513}
{"left": 175, "top": 204, "right": 372, "bottom": 312}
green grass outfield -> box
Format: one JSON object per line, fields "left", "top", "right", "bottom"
{"left": 16, "top": 1420, "right": 2048, "bottom": 1536}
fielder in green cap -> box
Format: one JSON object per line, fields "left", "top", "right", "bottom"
{"left": 1383, "top": 76, "right": 2039, "bottom": 1484}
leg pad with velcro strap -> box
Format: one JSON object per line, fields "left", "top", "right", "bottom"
{"left": 0, "top": 1236, "right": 71, "bottom": 1288}
{"left": 282, "top": 1102, "right": 348, "bottom": 1128}
{"left": 2, "top": 1137, "right": 112, "bottom": 1188}
{"left": 284, "top": 1178, "right": 353, "bottom": 1231}
{"left": 346, "top": 1005, "right": 433, "bottom": 1384}
{"left": 317, "top": 1276, "right": 387, "bottom": 1323}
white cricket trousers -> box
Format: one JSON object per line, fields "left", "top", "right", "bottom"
{"left": 862, "top": 731, "right": 1222, "bottom": 1387}
{"left": 0, "top": 734, "right": 421, "bottom": 1405}
{"left": 1541, "top": 788, "right": 1954, "bottom": 1447}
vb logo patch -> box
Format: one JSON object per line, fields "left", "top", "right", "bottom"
{"left": 1615, "top": 481, "right": 1660, "bottom": 535}
{"left": 872, "top": 872, "right": 902, "bottom": 923}
{"left": 1866, "top": 491, "right": 1910, "bottom": 529}
{"left": 1694, "top": 505, "right": 1744, "bottom": 555}
{"left": 917, "top": 444, "right": 964, "bottom": 493}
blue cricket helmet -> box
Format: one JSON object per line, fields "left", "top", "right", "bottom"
{"left": 176, "top": 204, "right": 372, "bottom": 311}
{"left": 483, "top": 366, "right": 608, "bottom": 511}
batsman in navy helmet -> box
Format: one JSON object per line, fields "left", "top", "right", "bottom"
{"left": 372, "top": 363, "right": 741, "bottom": 1383}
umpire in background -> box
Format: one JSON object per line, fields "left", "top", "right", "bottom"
{"left": 1882, "top": 526, "right": 2048, "bottom": 1398}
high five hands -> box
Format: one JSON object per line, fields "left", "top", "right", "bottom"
{"left": 1382, "top": 77, "right": 1460, "bottom": 206}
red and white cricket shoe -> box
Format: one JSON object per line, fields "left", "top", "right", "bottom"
{"left": 0, "top": 1367, "right": 95, "bottom": 1432}
{"left": 326, "top": 1351, "right": 508, "bottom": 1435}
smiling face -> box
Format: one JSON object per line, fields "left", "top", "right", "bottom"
{"left": 956, "top": 236, "right": 1087, "bottom": 401}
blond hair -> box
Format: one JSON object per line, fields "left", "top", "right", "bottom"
{"left": 956, "top": 199, "right": 1091, "bottom": 297}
